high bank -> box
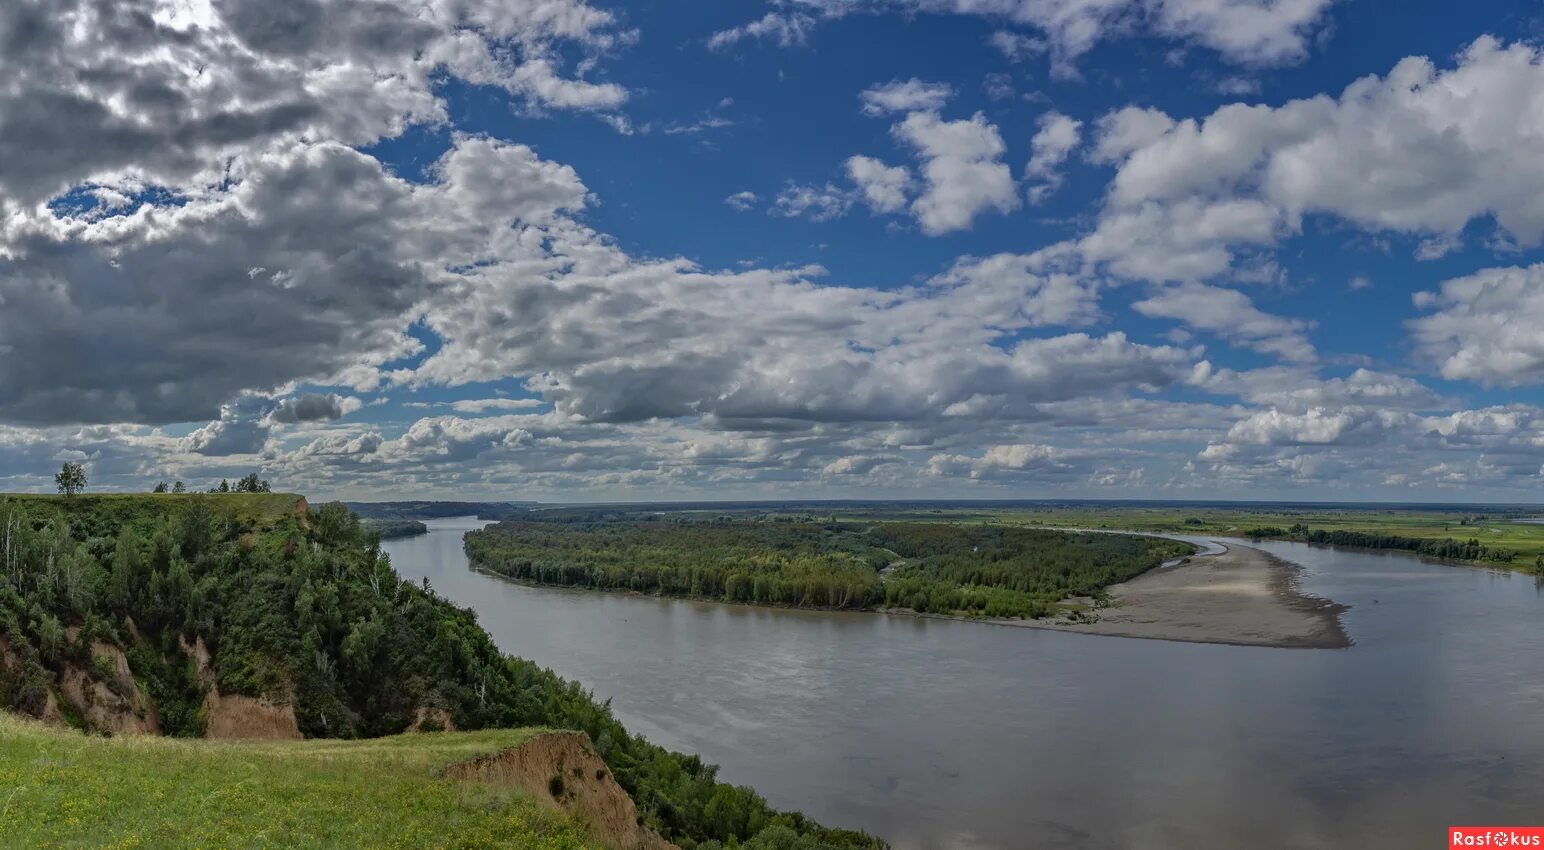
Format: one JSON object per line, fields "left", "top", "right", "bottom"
{"left": 0, "top": 493, "right": 882, "bottom": 850}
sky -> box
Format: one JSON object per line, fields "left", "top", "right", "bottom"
{"left": 6, "top": 0, "right": 1544, "bottom": 502}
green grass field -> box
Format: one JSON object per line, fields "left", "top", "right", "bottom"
{"left": 0, "top": 716, "right": 597, "bottom": 850}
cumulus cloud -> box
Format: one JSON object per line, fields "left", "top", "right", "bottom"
{"left": 1132, "top": 283, "right": 1315, "bottom": 362}
{"left": 894, "top": 110, "right": 1020, "bottom": 234}
{"left": 0, "top": 136, "right": 582, "bottom": 425}
{"left": 10, "top": 0, "right": 1544, "bottom": 500}
{"left": 1087, "top": 37, "right": 1544, "bottom": 285}
{"left": 0, "top": 0, "right": 628, "bottom": 209}
{"left": 845, "top": 156, "right": 914, "bottom": 213}
{"left": 1410, "top": 263, "right": 1544, "bottom": 386}
{"left": 269, "top": 394, "right": 362, "bottom": 424}
{"left": 1025, "top": 111, "right": 1083, "bottom": 204}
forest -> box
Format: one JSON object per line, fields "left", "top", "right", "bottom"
{"left": 360, "top": 518, "right": 429, "bottom": 539}
{"left": 1244, "top": 524, "right": 1516, "bottom": 563}
{"left": 0, "top": 494, "right": 879, "bottom": 850}
{"left": 464, "top": 519, "right": 1194, "bottom": 619}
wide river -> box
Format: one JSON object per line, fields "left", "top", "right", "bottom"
{"left": 384, "top": 518, "right": 1544, "bottom": 849}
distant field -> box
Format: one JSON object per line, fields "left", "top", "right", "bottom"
{"left": 0, "top": 716, "right": 594, "bottom": 849}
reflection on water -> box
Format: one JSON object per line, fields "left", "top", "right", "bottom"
{"left": 385, "top": 518, "right": 1544, "bottom": 850}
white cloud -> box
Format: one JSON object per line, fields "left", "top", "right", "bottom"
{"left": 449, "top": 398, "right": 547, "bottom": 413}
{"left": 1025, "top": 111, "right": 1083, "bottom": 204}
{"left": 1132, "top": 282, "right": 1315, "bottom": 362}
{"left": 1088, "top": 37, "right": 1544, "bottom": 286}
{"left": 0, "top": 0, "right": 629, "bottom": 210}
{"left": 988, "top": 30, "right": 1048, "bottom": 63}
{"left": 859, "top": 79, "right": 955, "bottom": 116}
{"left": 725, "top": 191, "right": 760, "bottom": 211}
{"left": 894, "top": 110, "right": 1020, "bottom": 234}
{"left": 845, "top": 156, "right": 915, "bottom": 213}
{"left": 717, "top": 0, "right": 1336, "bottom": 76}
{"left": 1410, "top": 263, "right": 1544, "bottom": 386}
{"left": 707, "top": 12, "right": 818, "bottom": 50}
{"left": 772, "top": 183, "right": 855, "bottom": 221}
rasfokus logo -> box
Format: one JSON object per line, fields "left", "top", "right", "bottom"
{"left": 1451, "top": 828, "right": 1544, "bottom": 847}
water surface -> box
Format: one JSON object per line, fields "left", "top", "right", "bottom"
{"left": 385, "top": 518, "right": 1544, "bottom": 849}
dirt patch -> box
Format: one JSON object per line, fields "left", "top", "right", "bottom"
{"left": 201, "top": 690, "right": 303, "bottom": 740}
{"left": 58, "top": 660, "right": 160, "bottom": 735}
{"left": 178, "top": 634, "right": 302, "bottom": 740}
{"left": 444, "top": 731, "right": 676, "bottom": 850}
{"left": 178, "top": 635, "right": 214, "bottom": 685}
{"left": 406, "top": 706, "right": 456, "bottom": 733}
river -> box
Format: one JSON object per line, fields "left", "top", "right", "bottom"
{"left": 383, "top": 517, "right": 1544, "bottom": 849}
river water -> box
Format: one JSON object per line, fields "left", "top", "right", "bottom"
{"left": 383, "top": 517, "right": 1544, "bottom": 849}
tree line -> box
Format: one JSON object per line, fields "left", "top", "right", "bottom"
{"left": 1244, "top": 523, "right": 1514, "bottom": 563}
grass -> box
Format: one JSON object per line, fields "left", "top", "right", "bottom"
{"left": 0, "top": 715, "right": 599, "bottom": 849}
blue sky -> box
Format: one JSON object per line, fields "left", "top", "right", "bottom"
{"left": 5, "top": 0, "right": 1544, "bottom": 501}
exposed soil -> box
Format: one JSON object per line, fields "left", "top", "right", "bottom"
{"left": 444, "top": 731, "right": 676, "bottom": 850}
{"left": 180, "top": 634, "right": 303, "bottom": 740}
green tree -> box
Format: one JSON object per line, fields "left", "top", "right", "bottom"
{"left": 152, "top": 482, "right": 169, "bottom": 493}
{"left": 172, "top": 480, "right": 186, "bottom": 494}
{"left": 234, "top": 473, "right": 271, "bottom": 493}
{"left": 54, "top": 462, "right": 87, "bottom": 496}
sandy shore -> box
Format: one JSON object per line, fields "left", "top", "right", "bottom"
{"left": 984, "top": 541, "right": 1352, "bottom": 649}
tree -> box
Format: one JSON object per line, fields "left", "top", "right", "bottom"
{"left": 152, "top": 482, "right": 169, "bottom": 493}
{"left": 234, "top": 472, "right": 271, "bottom": 493}
{"left": 172, "top": 480, "right": 185, "bottom": 494}
{"left": 54, "top": 462, "right": 87, "bottom": 497}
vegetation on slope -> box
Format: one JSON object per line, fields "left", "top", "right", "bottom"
{"left": 0, "top": 715, "right": 597, "bottom": 849}
{"left": 464, "top": 519, "right": 1193, "bottom": 619}
{"left": 0, "top": 494, "right": 880, "bottom": 849}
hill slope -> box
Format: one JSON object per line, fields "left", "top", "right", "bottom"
{"left": 0, "top": 494, "right": 881, "bottom": 850}
{"left": 0, "top": 714, "right": 646, "bottom": 849}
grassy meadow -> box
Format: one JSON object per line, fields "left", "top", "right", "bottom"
{"left": 0, "top": 715, "right": 596, "bottom": 849}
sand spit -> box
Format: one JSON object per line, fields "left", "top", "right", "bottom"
{"left": 1001, "top": 541, "right": 1351, "bottom": 649}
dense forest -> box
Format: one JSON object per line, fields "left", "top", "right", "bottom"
{"left": 0, "top": 494, "right": 879, "bottom": 850}
{"left": 464, "top": 519, "right": 1194, "bottom": 619}
{"left": 1244, "top": 523, "right": 1515, "bottom": 563}
{"left": 360, "top": 518, "right": 429, "bottom": 539}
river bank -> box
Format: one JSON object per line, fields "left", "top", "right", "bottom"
{"left": 1000, "top": 541, "right": 1351, "bottom": 648}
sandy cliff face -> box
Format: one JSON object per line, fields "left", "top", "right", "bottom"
{"left": 180, "top": 634, "right": 303, "bottom": 740}
{"left": 53, "top": 641, "right": 161, "bottom": 735}
{"left": 0, "top": 638, "right": 65, "bottom": 726}
{"left": 444, "top": 731, "right": 677, "bottom": 850}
